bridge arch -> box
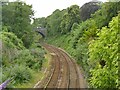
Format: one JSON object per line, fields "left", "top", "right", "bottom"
{"left": 35, "top": 27, "right": 47, "bottom": 38}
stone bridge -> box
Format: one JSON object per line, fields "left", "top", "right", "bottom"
{"left": 35, "top": 27, "right": 47, "bottom": 38}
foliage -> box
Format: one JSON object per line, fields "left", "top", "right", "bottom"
{"left": 63, "top": 18, "right": 98, "bottom": 77}
{"left": 14, "top": 46, "right": 45, "bottom": 71}
{"left": 1, "top": 0, "right": 119, "bottom": 88}
{"left": 60, "top": 5, "right": 81, "bottom": 34}
{"left": 46, "top": 1, "right": 120, "bottom": 88}
{"left": 89, "top": 67, "right": 117, "bottom": 88}
{"left": 2, "top": 1, "right": 34, "bottom": 48}
{"left": 91, "top": 1, "right": 120, "bottom": 28}
{"left": 1, "top": 30, "right": 46, "bottom": 87}
{"left": 32, "top": 17, "right": 47, "bottom": 28}
{"left": 34, "top": 5, "right": 81, "bottom": 36}
{"left": 1, "top": 31, "right": 25, "bottom": 49}
{"left": 2, "top": 64, "right": 32, "bottom": 86}
{"left": 1, "top": 31, "right": 25, "bottom": 67}
{"left": 88, "top": 16, "right": 118, "bottom": 88}
{"left": 1, "top": 1, "right": 47, "bottom": 88}
{"left": 13, "top": 65, "right": 32, "bottom": 84}
{"left": 46, "top": 9, "right": 66, "bottom": 36}
{"left": 1, "top": 30, "right": 45, "bottom": 69}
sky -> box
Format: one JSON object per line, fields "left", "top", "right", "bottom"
{"left": 9, "top": 0, "right": 107, "bottom": 18}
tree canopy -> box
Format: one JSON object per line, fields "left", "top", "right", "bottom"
{"left": 2, "top": 1, "right": 34, "bottom": 48}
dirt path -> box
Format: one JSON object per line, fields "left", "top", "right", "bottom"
{"left": 34, "top": 44, "right": 87, "bottom": 88}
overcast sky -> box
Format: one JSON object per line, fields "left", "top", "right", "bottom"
{"left": 9, "top": 0, "right": 107, "bottom": 18}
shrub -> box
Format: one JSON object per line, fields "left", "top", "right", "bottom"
{"left": 2, "top": 65, "right": 32, "bottom": 85}
{"left": 88, "top": 15, "right": 118, "bottom": 88}
{"left": 12, "top": 65, "right": 32, "bottom": 84}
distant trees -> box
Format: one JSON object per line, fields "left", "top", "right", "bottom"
{"left": 45, "top": 2, "right": 101, "bottom": 35}
{"left": 46, "top": 9, "right": 65, "bottom": 36}
{"left": 32, "top": 5, "right": 81, "bottom": 35}
{"left": 32, "top": 17, "right": 47, "bottom": 28}
{"left": 60, "top": 5, "right": 81, "bottom": 34}
{"left": 33, "top": 1, "right": 101, "bottom": 35}
{"left": 32, "top": 9, "right": 66, "bottom": 36}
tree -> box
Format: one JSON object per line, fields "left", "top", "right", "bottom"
{"left": 60, "top": 5, "right": 81, "bottom": 34}
{"left": 32, "top": 17, "right": 47, "bottom": 28}
{"left": 2, "top": 1, "right": 34, "bottom": 48}
{"left": 89, "top": 15, "right": 119, "bottom": 88}
{"left": 91, "top": 1, "right": 120, "bottom": 28}
{"left": 46, "top": 9, "right": 66, "bottom": 36}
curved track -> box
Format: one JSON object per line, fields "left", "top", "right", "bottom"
{"left": 34, "top": 44, "right": 87, "bottom": 88}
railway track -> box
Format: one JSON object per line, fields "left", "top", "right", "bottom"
{"left": 59, "top": 48, "right": 80, "bottom": 88}
{"left": 34, "top": 44, "right": 87, "bottom": 88}
{"left": 50, "top": 45, "right": 80, "bottom": 88}
{"left": 44, "top": 45, "right": 61, "bottom": 88}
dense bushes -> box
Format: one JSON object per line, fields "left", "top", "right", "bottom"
{"left": 89, "top": 16, "right": 118, "bottom": 88}
{"left": 1, "top": 31, "right": 25, "bottom": 67}
{"left": 2, "top": 65, "right": 32, "bottom": 84}
{"left": 1, "top": 31, "right": 24, "bottom": 49}
{"left": 1, "top": 30, "right": 45, "bottom": 87}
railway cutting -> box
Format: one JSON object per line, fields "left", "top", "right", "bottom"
{"left": 34, "top": 44, "right": 87, "bottom": 88}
